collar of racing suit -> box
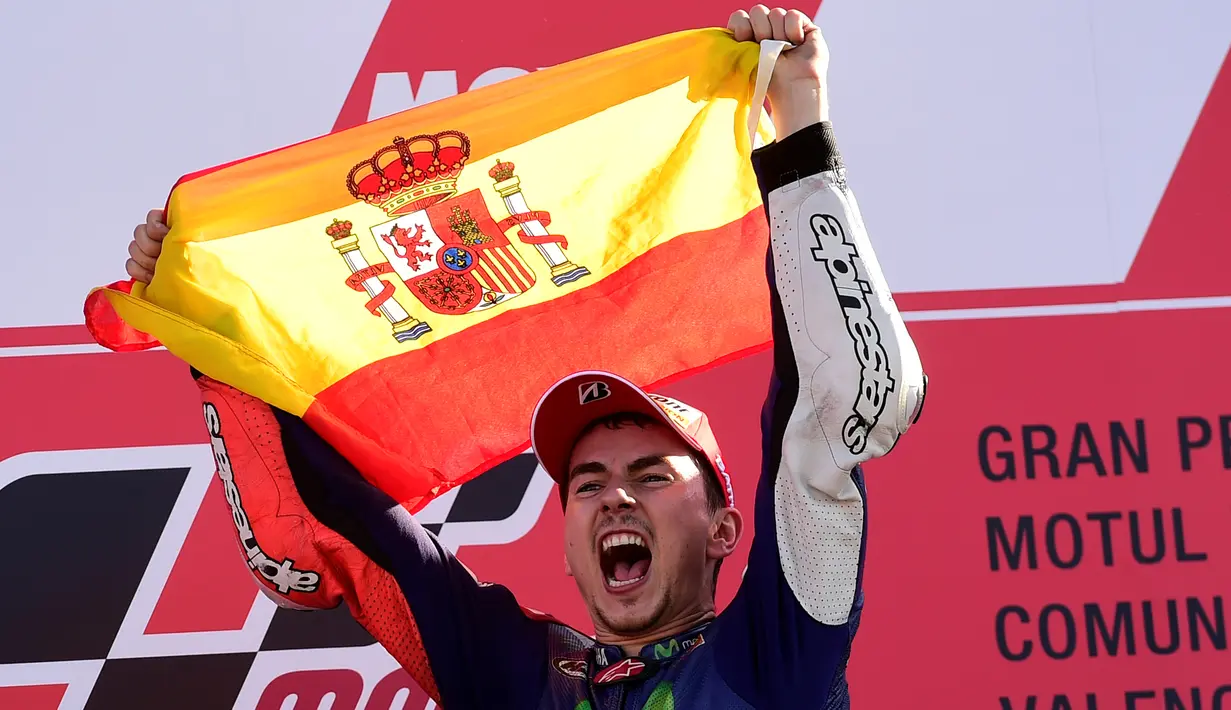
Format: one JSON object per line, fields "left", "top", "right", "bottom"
{"left": 587, "top": 623, "right": 710, "bottom": 686}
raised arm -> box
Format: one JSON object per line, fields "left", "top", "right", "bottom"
{"left": 713, "top": 8, "right": 927, "bottom": 706}
{"left": 196, "top": 373, "right": 555, "bottom": 708}
{"left": 125, "top": 199, "right": 560, "bottom": 709}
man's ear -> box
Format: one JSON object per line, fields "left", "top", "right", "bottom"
{"left": 706, "top": 507, "right": 744, "bottom": 560}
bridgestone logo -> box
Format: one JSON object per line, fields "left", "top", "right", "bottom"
{"left": 203, "top": 402, "right": 321, "bottom": 594}
{"left": 808, "top": 213, "right": 896, "bottom": 455}
{"left": 578, "top": 381, "right": 611, "bottom": 404}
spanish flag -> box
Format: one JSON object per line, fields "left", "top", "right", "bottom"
{"left": 85, "top": 29, "right": 778, "bottom": 509}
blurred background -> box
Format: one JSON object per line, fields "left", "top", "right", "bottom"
{"left": 1, "top": 1, "right": 1229, "bottom": 708}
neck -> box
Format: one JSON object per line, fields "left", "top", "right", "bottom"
{"left": 595, "top": 607, "right": 716, "bottom": 658}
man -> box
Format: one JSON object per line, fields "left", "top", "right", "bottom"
{"left": 125, "top": 7, "right": 926, "bottom": 708}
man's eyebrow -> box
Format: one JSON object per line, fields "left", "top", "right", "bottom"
{"left": 627, "top": 454, "right": 676, "bottom": 474}
{"left": 567, "top": 461, "right": 608, "bottom": 482}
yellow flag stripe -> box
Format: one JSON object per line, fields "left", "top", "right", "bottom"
{"left": 164, "top": 29, "right": 761, "bottom": 241}
{"left": 100, "top": 286, "right": 315, "bottom": 416}
{"left": 106, "top": 29, "right": 772, "bottom": 412}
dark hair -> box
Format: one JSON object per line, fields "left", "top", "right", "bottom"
{"left": 560, "top": 411, "right": 728, "bottom": 596}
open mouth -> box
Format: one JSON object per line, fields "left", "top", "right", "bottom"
{"left": 599, "top": 532, "right": 652, "bottom": 590}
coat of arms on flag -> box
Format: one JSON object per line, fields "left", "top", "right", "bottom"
{"left": 325, "top": 130, "right": 590, "bottom": 342}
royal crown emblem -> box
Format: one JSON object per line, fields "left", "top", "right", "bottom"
{"left": 346, "top": 131, "right": 469, "bottom": 216}
{"left": 327, "top": 130, "right": 591, "bottom": 342}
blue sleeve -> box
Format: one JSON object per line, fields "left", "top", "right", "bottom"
{"left": 711, "top": 122, "right": 927, "bottom": 706}
{"left": 272, "top": 409, "right": 551, "bottom": 709}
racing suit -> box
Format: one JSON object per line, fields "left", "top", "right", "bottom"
{"left": 199, "top": 121, "right": 926, "bottom": 709}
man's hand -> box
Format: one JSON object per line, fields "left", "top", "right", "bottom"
{"left": 126, "top": 209, "right": 167, "bottom": 284}
{"left": 728, "top": 6, "right": 830, "bottom": 138}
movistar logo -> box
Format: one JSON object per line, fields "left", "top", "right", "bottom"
{"left": 652, "top": 633, "right": 705, "bottom": 660}
{"left": 652, "top": 639, "right": 680, "bottom": 660}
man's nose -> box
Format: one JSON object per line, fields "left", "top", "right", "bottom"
{"left": 600, "top": 485, "right": 637, "bottom": 511}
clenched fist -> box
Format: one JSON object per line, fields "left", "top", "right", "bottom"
{"left": 728, "top": 6, "right": 830, "bottom": 137}
{"left": 126, "top": 209, "right": 167, "bottom": 284}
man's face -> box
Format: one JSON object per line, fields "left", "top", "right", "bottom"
{"left": 562, "top": 421, "right": 718, "bottom": 636}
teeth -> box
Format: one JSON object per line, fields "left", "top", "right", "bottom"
{"left": 606, "top": 575, "right": 646, "bottom": 588}
{"left": 601, "top": 532, "right": 646, "bottom": 551}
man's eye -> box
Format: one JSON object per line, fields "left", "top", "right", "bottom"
{"left": 642, "top": 474, "right": 670, "bottom": 483}
{"left": 575, "top": 482, "right": 601, "bottom": 494}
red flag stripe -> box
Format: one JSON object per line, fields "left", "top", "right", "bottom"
{"left": 503, "top": 244, "right": 536, "bottom": 288}
{"left": 491, "top": 246, "right": 529, "bottom": 292}
{"left": 495, "top": 245, "right": 531, "bottom": 292}
{"left": 501, "top": 246, "right": 533, "bottom": 292}
{"left": 305, "top": 209, "right": 770, "bottom": 506}
{"left": 472, "top": 263, "right": 497, "bottom": 293}
{"left": 480, "top": 252, "right": 517, "bottom": 293}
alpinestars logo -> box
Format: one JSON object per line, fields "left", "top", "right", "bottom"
{"left": 808, "top": 212, "right": 897, "bottom": 455}
{"left": 204, "top": 403, "right": 321, "bottom": 594}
